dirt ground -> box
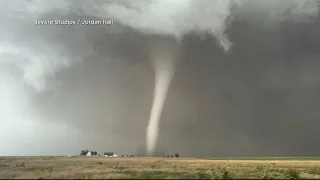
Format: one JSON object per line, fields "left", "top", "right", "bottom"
{"left": 1, "top": 156, "right": 320, "bottom": 179}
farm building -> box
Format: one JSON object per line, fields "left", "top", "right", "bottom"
{"left": 104, "top": 152, "right": 114, "bottom": 156}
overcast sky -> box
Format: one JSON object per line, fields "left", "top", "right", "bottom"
{"left": 0, "top": 0, "right": 320, "bottom": 157}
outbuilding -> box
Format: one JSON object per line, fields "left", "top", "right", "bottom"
{"left": 104, "top": 152, "right": 114, "bottom": 156}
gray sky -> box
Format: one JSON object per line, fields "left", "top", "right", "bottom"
{"left": 0, "top": 0, "right": 320, "bottom": 157}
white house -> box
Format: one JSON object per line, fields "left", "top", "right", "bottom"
{"left": 86, "top": 151, "right": 92, "bottom": 156}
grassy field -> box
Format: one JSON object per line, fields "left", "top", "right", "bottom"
{"left": 1, "top": 156, "right": 320, "bottom": 179}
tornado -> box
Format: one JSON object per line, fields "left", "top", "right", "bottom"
{"left": 146, "top": 42, "right": 178, "bottom": 156}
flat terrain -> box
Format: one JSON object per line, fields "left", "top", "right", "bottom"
{"left": 1, "top": 156, "right": 320, "bottom": 179}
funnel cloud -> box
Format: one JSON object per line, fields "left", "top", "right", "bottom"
{"left": 1, "top": 0, "right": 320, "bottom": 157}
{"left": 146, "top": 40, "right": 179, "bottom": 155}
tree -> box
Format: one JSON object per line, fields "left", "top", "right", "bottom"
{"left": 80, "top": 149, "right": 89, "bottom": 156}
{"left": 175, "top": 153, "right": 180, "bottom": 158}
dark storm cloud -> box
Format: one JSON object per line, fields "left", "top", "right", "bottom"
{"left": 1, "top": 0, "right": 320, "bottom": 156}
{"left": 162, "top": 9, "right": 320, "bottom": 157}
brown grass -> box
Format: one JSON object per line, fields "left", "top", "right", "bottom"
{"left": 1, "top": 156, "right": 320, "bottom": 179}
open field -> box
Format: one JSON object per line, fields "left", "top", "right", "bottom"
{"left": 1, "top": 156, "right": 320, "bottom": 179}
